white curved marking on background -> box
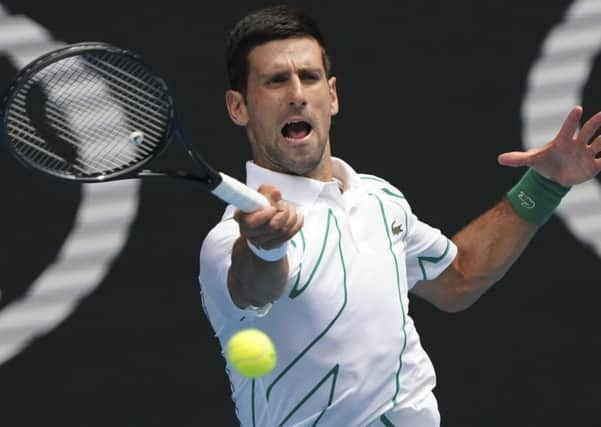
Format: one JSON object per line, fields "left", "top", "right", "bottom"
{"left": 0, "top": 8, "right": 140, "bottom": 364}
{"left": 523, "top": 0, "right": 601, "bottom": 256}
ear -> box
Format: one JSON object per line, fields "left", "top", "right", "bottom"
{"left": 328, "top": 76, "right": 339, "bottom": 116}
{"left": 225, "top": 90, "right": 249, "bottom": 126}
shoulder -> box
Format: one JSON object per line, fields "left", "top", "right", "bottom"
{"left": 357, "top": 173, "right": 412, "bottom": 210}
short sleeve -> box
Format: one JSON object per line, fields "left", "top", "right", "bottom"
{"left": 363, "top": 178, "right": 458, "bottom": 291}
{"left": 404, "top": 208, "right": 457, "bottom": 289}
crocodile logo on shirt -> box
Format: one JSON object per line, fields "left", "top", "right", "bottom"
{"left": 391, "top": 220, "right": 403, "bottom": 236}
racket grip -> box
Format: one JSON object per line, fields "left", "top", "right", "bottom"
{"left": 212, "top": 172, "right": 270, "bottom": 212}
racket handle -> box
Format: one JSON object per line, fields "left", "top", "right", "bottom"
{"left": 212, "top": 172, "right": 270, "bottom": 212}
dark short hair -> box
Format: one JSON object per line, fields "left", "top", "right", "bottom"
{"left": 225, "top": 5, "right": 332, "bottom": 94}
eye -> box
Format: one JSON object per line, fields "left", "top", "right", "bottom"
{"left": 300, "top": 71, "right": 321, "bottom": 81}
{"left": 266, "top": 74, "right": 288, "bottom": 86}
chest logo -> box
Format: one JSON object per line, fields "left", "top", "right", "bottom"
{"left": 391, "top": 220, "right": 404, "bottom": 236}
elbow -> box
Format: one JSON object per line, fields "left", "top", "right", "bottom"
{"left": 415, "top": 251, "right": 502, "bottom": 313}
{"left": 438, "top": 277, "right": 491, "bottom": 313}
{"left": 438, "top": 251, "right": 502, "bottom": 313}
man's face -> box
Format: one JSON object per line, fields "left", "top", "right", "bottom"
{"left": 226, "top": 37, "right": 339, "bottom": 179}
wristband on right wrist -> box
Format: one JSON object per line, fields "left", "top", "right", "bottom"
{"left": 506, "top": 168, "right": 571, "bottom": 226}
{"left": 246, "top": 239, "right": 288, "bottom": 262}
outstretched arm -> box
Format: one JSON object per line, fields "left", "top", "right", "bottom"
{"left": 411, "top": 106, "right": 601, "bottom": 312}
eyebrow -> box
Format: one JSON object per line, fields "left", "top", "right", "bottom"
{"left": 260, "top": 67, "right": 324, "bottom": 79}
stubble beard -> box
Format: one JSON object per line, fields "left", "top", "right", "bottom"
{"left": 263, "top": 139, "right": 327, "bottom": 177}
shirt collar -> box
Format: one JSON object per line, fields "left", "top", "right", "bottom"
{"left": 245, "top": 157, "right": 363, "bottom": 207}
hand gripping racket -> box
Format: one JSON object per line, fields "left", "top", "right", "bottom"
{"left": 0, "top": 42, "right": 269, "bottom": 212}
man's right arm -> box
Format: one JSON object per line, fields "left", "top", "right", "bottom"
{"left": 227, "top": 185, "right": 303, "bottom": 309}
{"left": 228, "top": 238, "right": 290, "bottom": 308}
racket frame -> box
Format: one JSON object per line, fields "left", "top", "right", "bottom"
{"left": 0, "top": 42, "right": 221, "bottom": 188}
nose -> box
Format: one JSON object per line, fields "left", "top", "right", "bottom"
{"left": 288, "top": 75, "right": 307, "bottom": 108}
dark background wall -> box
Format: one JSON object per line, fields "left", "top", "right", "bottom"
{"left": 0, "top": 1, "right": 599, "bottom": 426}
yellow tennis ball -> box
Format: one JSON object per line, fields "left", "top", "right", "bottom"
{"left": 226, "top": 328, "right": 276, "bottom": 378}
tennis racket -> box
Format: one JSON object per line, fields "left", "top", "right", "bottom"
{"left": 0, "top": 41, "right": 269, "bottom": 212}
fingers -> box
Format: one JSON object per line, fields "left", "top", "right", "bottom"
{"left": 590, "top": 134, "right": 601, "bottom": 156}
{"left": 497, "top": 151, "right": 528, "bottom": 167}
{"left": 577, "top": 109, "right": 601, "bottom": 144}
{"left": 258, "top": 207, "right": 303, "bottom": 248}
{"left": 497, "top": 148, "right": 540, "bottom": 167}
{"left": 234, "top": 204, "right": 277, "bottom": 229}
{"left": 235, "top": 185, "right": 303, "bottom": 249}
{"left": 555, "top": 105, "right": 583, "bottom": 142}
{"left": 257, "top": 184, "right": 282, "bottom": 205}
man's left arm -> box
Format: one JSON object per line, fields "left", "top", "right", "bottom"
{"left": 412, "top": 106, "right": 601, "bottom": 312}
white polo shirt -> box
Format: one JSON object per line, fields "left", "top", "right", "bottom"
{"left": 199, "top": 157, "right": 457, "bottom": 427}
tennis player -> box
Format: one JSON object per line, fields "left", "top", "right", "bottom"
{"left": 199, "top": 5, "right": 601, "bottom": 426}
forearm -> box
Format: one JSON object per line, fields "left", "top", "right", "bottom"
{"left": 451, "top": 197, "right": 538, "bottom": 302}
{"left": 227, "top": 237, "right": 289, "bottom": 308}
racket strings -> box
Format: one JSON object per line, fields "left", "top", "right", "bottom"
{"left": 17, "top": 70, "right": 161, "bottom": 160}
{"left": 85, "top": 53, "right": 167, "bottom": 102}
{"left": 7, "top": 61, "right": 137, "bottom": 173}
{"left": 6, "top": 109, "right": 94, "bottom": 173}
{"left": 7, "top": 66, "right": 83, "bottom": 173}
{"left": 82, "top": 56, "right": 170, "bottom": 128}
{"left": 6, "top": 119, "right": 89, "bottom": 174}
{"left": 42, "top": 56, "right": 165, "bottom": 166}
{"left": 5, "top": 50, "right": 173, "bottom": 178}
{"left": 9, "top": 99, "right": 144, "bottom": 174}
{"left": 72, "top": 54, "right": 172, "bottom": 172}
{"left": 9, "top": 77, "right": 136, "bottom": 175}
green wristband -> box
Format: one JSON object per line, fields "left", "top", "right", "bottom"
{"left": 507, "top": 169, "right": 571, "bottom": 226}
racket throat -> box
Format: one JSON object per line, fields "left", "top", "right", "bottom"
{"left": 138, "top": 169, "right": 223, "bottom": 188}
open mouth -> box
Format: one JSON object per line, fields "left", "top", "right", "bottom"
{"left": 281, "top": 120, "right": 312, "bottom": 140}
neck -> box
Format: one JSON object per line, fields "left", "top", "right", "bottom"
{"left": 302, "top": 143, "right": 333, "bottom": 182}
{"left": 303, "top": 158, "right": 333, "bottom": 182}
